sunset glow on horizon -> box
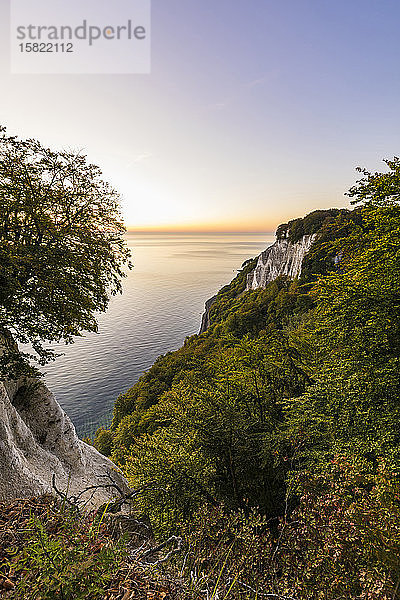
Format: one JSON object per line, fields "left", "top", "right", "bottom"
{"left": 1, "top": 1, "right": 400, "bottom": 232}
{"left": 125, "top": 225, "right": 276, "bottom": 234}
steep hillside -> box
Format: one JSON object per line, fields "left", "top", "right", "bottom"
{"left": 199, "top": 208, "right": 348, "bottom": 333}
{"left": 93, "top": 181, "right": 400, "bottom": 598}
{"left": 97, "top": 208, "right": 356, "bottom": 464}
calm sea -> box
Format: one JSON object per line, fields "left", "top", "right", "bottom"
{"left": 41, "top": 232, "right": 274, "bottom": 436}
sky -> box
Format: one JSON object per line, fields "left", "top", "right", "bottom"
{"left": 1, "top": 0, "right": 400, "bottom": 231}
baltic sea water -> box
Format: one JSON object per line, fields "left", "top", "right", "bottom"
{"left": 41, "top": 232, "right": 274, "bottom": 435}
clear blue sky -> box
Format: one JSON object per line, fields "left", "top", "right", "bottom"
{"left": 1, "top": 0, "right": 400, "bottom": 230}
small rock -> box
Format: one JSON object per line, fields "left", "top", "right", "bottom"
{"left": 2, "top": 578, "right": 15, "bottom": 590}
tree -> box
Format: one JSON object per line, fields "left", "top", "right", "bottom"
{"left": 283, "top": 159, "right": 400, "bottom": 473}
{"left": 0, "top": 126, "right": 132, "bottom": 377}
{"left": 347, "top": 157, "right": 400, "bottom": 207}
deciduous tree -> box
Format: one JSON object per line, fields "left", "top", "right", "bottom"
{"left": 0, "top": 127, "right": 131, "bottom": 376}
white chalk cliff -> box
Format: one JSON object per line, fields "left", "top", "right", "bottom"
{"left": 246, "top": 234, "right": 316, "bottom": 290}
{"left": 199, "top": 233, "right": 317, "bottom": 333}
{"left": 0, "top": 375, "right": 129, "bottom": 508}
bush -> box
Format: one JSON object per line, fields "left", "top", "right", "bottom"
{"left": 1, "top": 497, "right": 125, "bottom": 600}
{"left": 93, "top": 427, "right": 113, "bottom": 456}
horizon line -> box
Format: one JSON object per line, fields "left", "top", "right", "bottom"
{"left": 125, "top": 227, "right": 276, "bottom": 234}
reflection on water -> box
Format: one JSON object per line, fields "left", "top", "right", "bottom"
{"left": 42, "top": 232, "right": 274, "bottom": 436}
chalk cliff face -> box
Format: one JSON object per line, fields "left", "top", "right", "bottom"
{"left": 0, "top": 375, "right": 129, "bottom": 507}
{"left": 199, "top": 233, "right": 317, "bottom": 333}
{"left": 246, "top": 234, "right": 316, "bottom": 290}
{"left": 199, "top": 295, "right": 217, "bottom": 334}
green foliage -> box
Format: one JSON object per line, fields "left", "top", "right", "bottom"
{"left": 0, "top": 126, "right": 131, "bottom": 376}
{"left": 117, "top": 318, "right": 312, "bottom": 532}
{"left": 205, "top": 256, "right": 258, "bottom": 326}
{"left": 93, "top": 427, "right": 114, "bottom": 456}
{"left": 276, "top": 208, "right": 346, "bottom": 242}
{"left": 166, "top": 458, "right": 400, "bottom": 600}
{"left": 175, "top": 505, "right": 273, "bottom": 599}
{"left": 100, "top": 157, "right": 400, "bottom": 595}
{"left": 274, "top": 457, "right": 400, "bottom": 599}
{"left": 347, "top": 156, "right": 400, "bottom": 206}
{"left": 111, "top": 278, "right": 312, "bottom": 432}
{"left": 285, "top": 202, "right": 400, "bottom": 470}
{"left": 6, "top": 504, "right": 125, "bottom": 600}
{"left": 110, "top": 198, "right": 394, "bottom": 535}
{"left": 299, "top": 207, "right": 364, "bottom": 284}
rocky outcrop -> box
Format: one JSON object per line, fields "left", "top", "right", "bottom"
{"left": 246, "top": 234, "right": 316, "bottom": 290}
{"left": 0, "top": 376, "right": 129, "bottom": 508}
{"left": 199, "top": 232, "right": 318, "bottom": 334}
{"left": 199, "top": 295, "right": 217, "bottom": 334}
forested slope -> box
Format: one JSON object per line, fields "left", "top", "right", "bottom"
{"left": 93, "top": 159, "right": 400, "bottom": 599}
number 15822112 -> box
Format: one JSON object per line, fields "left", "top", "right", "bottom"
{"left": 19, "top": 43, "right": 74, "bottom": 52}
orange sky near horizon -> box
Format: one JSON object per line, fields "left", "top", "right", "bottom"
{"left": 2, "top": 2, "right": 397, "bottom": 235}
{"left": 125, "top": 220, "right": 277, "bottom": 234}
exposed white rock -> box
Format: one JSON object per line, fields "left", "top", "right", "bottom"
{"left": 246, "top": 234, "right": 316, "bottom": 290}
{"left": 199, "top": 233, "right": 318, "bottom": 333}
{"left": 199, "top": 294, "right": 217, "bottom": 334}
{"left": 0, "top": 375, "right": 130, "bottom": 508}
